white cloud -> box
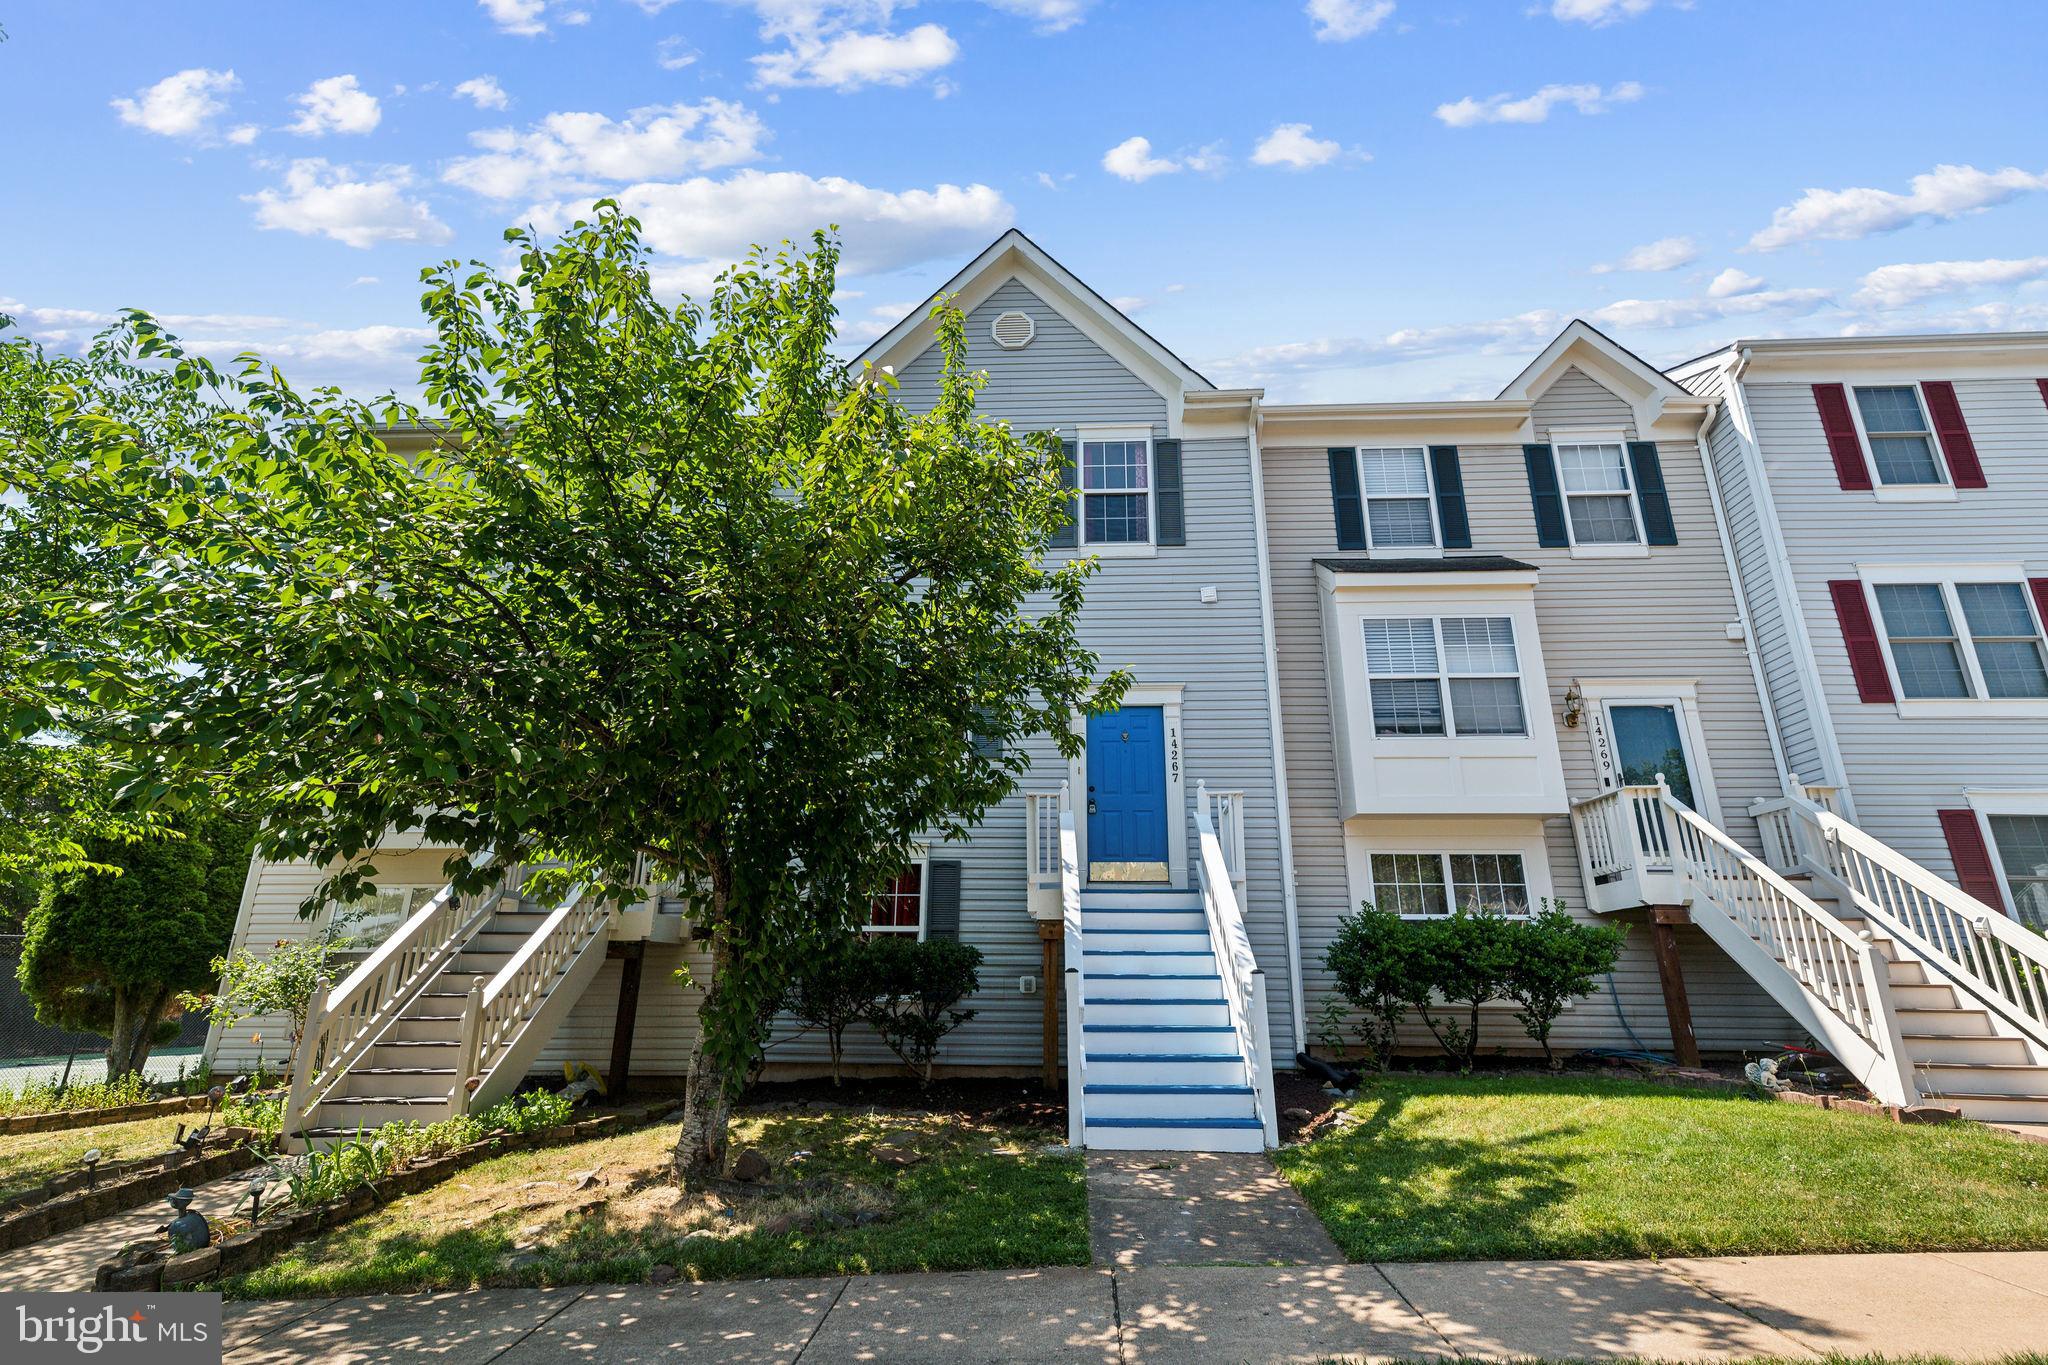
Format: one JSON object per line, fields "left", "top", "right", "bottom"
{"left": 656, "top": 37, "right": 699, "bottom": 69}
{"left": 1435, "top": 80, "right": 1644, "bottom": 128}
{"left": 753, "top": 22, "right": 958, "bottom": 90}
{"left": 526, "top": 169, "right": 1013, "bottom": 282}
{"left": 1102, "top": 136, "right": 1181, "bottom": 182}
{"left": 1252, "top": 122, "right": 1357, "bottom": 171}
{"left": 1749, "top": 163, "right": 2048, "bottom": 251}
{"left": 1707, "top": 267, "right": 1765, "bottom": 298}
{"left": 227, "top": 124, "right": 261, "bottom": 146}
{"left": 1588, "top": 286, "right": 1831, "bottom": 331}
{"left": 480, "top": 0, "right": 550, "bottom": 35}
{"left": 444, "top": 99, "right": 769, "bottom": 200}
{"left": 246, "top": 160, "right": 453, "bottom": 250}
{"left": 350, "top": 275, "right": 381, "bottom": 287}
{"left": 1854, "top": 256, "right": 2048, "bottom": 308}
{"left": 1550, "top": 0, "right": 1653, "bottom": 25}
{"left": 1306, "top": 0, "right": 1394, "bottom": 42}
{"left": 288, "top": 75, "right": 383, "bottom": 136}
{"left": 110, "top": 67, "right": 239, "bottom": 140}
{"left": 980, "top": 0, "right": 1093, "bottom": 31}
{"left": 1590, "top": 235, "right": 1697, "bottom": 274}
{"left": 1111, "top": 295, "right": 1149, "bottom": 314}
{"left": 453, "top": 76, "right": 511, "bottom": 110}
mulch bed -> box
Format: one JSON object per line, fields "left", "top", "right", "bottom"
{"left": 738, "top": 1076, "right": 1066, "bottom": 1134}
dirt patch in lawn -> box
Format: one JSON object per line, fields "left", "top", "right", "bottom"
{"left": 739, "top": 1075, "right": 1065, "bottom": 1133}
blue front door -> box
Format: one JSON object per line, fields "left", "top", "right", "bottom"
{"left": 1087, "top": 706, "right": 1170, "bottom": 881}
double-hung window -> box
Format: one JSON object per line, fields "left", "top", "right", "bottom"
{"left": 1873, "top": 580, "right": 2048, "bottom": 701}
{"left": 866, "top": 861, "right": 926, "bottom": 936}
{"left": 1988, "top": 815, "right": 2048, "bottom": 931}
{"left": 1080, "top": 438, "right": 1151, "bottom": 546}
{"left": 1852, "top": 385, "right": 1945, "bottom": 488}
{"left": 1363, "top": 616, "right": 1527, "bottom": 737}
{"left": 1357, "top": 447, "right": 1437, "bottom": 551}
{"left": 1371, "top": 851, "right": 1531, "bottom": 918}
{"left": 334, "top": 884, "right": 443, "bottom": 948}
{"left": 1554, "top": 441, "right": 1643, "bottom": 546}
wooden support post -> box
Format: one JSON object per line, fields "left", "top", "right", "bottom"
{"left": 1038, "top": 920, "right": 1061, "bottom": 1092}
{"left": 1648, "top": 906, "right": 1701, "bottom": 1068}
{"left": 607, "top": 941, "right": 646, "bottom": 1099}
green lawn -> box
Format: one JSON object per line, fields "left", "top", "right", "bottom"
{"left": 0, "top": 1115, "right": 194, "bottom": 1204}
{"left": 223, "top": 1108, "right": 1085, "bottom": 1297}
{"left": 1275, "top": 1075, "right": 2048, "bottom": 1262}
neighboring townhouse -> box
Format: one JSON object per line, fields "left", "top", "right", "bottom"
{"left": 208, "top": 235, "right": 2048, "bottom": 1152}
{"left": 1259, "top": 321, "right": 1798, "bottom": 1063}
{"left": 1673, "top": 335, "right": 2048, "bottom": 931}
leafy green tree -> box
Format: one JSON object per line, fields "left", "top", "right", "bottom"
{"left": 0, "top": 208, "right": 1116, "bottom": 1182}
{"left": 17, "top": 810, "right": 254, "bottom": 1078}
{"left": 1504, "top": 903, "right": 1626, "bottom": 1067}
{"left": 187, "top": 926, "right": 360, "bottom": 1057}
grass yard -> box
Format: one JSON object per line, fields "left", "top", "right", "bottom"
{"left": 222, "top": 1107, "right": 1086, "bottom": 1298}
{"left": 0, "top": 1115, "right": 194, "bottom": 1204}
{"left": 1274, "top": 1074, "right": 2048, "bottom": 1263}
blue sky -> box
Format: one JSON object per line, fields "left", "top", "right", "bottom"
{"left": 5, "top": 0, "right": 2048, "bottom": 403}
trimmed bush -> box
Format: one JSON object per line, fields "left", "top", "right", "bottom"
{"left": 784, "top": 935, "right": 879, "bottom": 1086}
{"left": 1504, "top": 904, "right": 1627, "bottom": 1066}
{"left": 863, "top": 937, "right": 982, "bottom": 1086}
{"left": 1323, "top": 905, "right": 1419, "bottom": 1071}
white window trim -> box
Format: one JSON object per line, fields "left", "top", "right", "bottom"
{"left": 1344, "top": 816, "right": 1555, "bottom": 923}
{"left": 1843, "top": 380, "right": 1958, "bottom": 501}
{"left": 863, "top": 846, "right": 930, "bottom": 939}
{"left": 1573, "top": 677, "right": 1724, "bottom": 826}
{"left": 1856, "top": 563, "right": 2048, "bottom": 718}
{"left": 1362, "top": 615, "right": 1530, "bottom": 741}
{"left": 1075, "top": 425, "right": 1157, "bottom": 559}
{"left": 1547, "top": 428, "right": 1650, "bottom": 560}
{"left": 1346, "top": 444, "right": 1443, "bottom": 559}
{"left": 1370, "top": 850, "right": 1538, "bottom": 920}
{"left": 1963, "top": 789, "right": 2048, "bottom": 922}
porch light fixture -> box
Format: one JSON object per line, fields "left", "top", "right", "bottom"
{"left": 1562, "top": 681, "right": 1585, "bottom": 729}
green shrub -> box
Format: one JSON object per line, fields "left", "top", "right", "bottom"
{"left": 224, "top": 1092, "right": 284, "bottom": 1137}
{"left": 0, "top": 1071, "right": 157, "bottom": 1118}
{"left": 480, "top": 1088, "right": 572, "bottom": 1134}
{"left": 784, "top": 935, "right": 880, "bottom": 1085}
{"left": 1503, "top": 903, "right": 1627, "bottom": 1066}
{"left": 1409, "top": 911, "right": 1520, "bottom": 1071}
{"left": 1323, "top": 905, "right": 1422, "bottom": 1071}
{"left": 863, "top": 936, "right": 982, "bottom": 1086}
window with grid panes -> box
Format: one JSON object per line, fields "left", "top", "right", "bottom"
{"left": 1853, "top": 386, "right": 1944, "bottom": 486}
{"left": 1372, "top": 852, "right": 1530, "bottom": 919}
{"left": 1080, "top": 439, "right": 1150, "bottom": 545}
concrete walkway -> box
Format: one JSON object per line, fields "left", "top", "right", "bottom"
{"left": 1085, "top": 1150, "right": 1342, "bottom": 1267}
{"left": 0, "top": 1165, "right": 254, "bottom": 1292}
{"left": 219, "top": 1251, "right": 2048, "bottom": 1362}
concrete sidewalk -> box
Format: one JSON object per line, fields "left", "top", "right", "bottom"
{"left": 219, "top": 1251, "right": 2048, "bottom": 1362}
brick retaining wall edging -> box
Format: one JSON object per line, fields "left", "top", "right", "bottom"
{"left": 98, "top": 1100, "right": 682, "bottom": 1292}
{"left": 0, "top": 1093, "right": 213, "bottom": 1136}
{"left": 0, "top": 1135, "right": 266, "bottom": 1252}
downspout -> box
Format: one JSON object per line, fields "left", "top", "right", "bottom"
{"left": 1244, "top": 394, "right": 1309, "bottom": 1056}
{"left": 1694, "top": 391, "right": 1793, "bottom": 796}
{"left": 1722, "top": 347, "right": 1857, "bottom": 818}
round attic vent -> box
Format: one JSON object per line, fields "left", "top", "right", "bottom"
{"left": 990, "top": 310, "right": 1036, "bottom": 349}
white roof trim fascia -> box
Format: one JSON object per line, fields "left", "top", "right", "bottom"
{"left": 1503, "top": 319, "right": 1700, "bottom": 438}
{"left": 855, "top": 230, "right": 1214, "bottom": 403}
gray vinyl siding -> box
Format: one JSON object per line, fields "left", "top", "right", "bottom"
{"left": 1267, "top": 369, "right": 1795, "bottom": 1056}
{"left": 889, "top": 278, "right": 1290, "bottom": 1061}
{"left": 1531, "top": 365, "right": 1637, "bottom": 437}
{"left": 1737, "top": 374, "right": 2048, "bottom": 891}
{"left": 1688, "top": 369, "right": 1826, "bottom": 782}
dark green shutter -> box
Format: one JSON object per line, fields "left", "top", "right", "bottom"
{"left": 1048, "top": 440, "right": 1078, "bottom": 549}
{"left": 1627, "top": 441, "right": 1678, "bottom": 546}
{"left": 1327, "top": 448, "right": 1366, "bottom": 550}
{"left": 1428, "top": 445, "right": 1471, "bottom": 549}
{"left": 925, "top": 859, "right": 962, "bottom": 940}
{"left": 1153, "top": 438, "right": 1185, "bottom": 545}
{"left": 1523, "top": 444, "right": 1569, "bottom": 548}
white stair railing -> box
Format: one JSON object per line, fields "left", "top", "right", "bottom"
{"left": 1194, "top": 781, "right": 1278, "bottom": 1147}
{"left": 283, "top": 859, "right": 510, "bottom": 1139}
{"left": 1059, "top": 802, "right": 1085, "bottom": 1147}
{"left": 1753, "top": 788, "right": 2048, "bottom": 1052}
{"left": 1027, "top": 784, "right": 1070, "bottom": 920}
{"left": 1570, "top": 779, "right": 1918, "bottom": 1105}
{"left": 455, "top": 883, "right": 610, "bottom": 1112}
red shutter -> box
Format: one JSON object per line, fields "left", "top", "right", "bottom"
{"left": 1829, "top": 579, "right": 1895, "bottom": 703}
{"left": 1921, "top": 380, "right": 1986, "bottom": 489}
{"left": 2037, "top": 378, "right": 2048, "bottom": 411}
{"left": 1938, "top": 809, "right": 2008, "bottom": 914}
{"left": 2030, "top": 578, "right": 2048, "bottom": 637}
{"left": 1812, "top": 383, "right": 1872, "bottom": 490}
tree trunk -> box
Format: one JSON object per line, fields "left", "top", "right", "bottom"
{"left": 103, "top": 987, "right": 136, "bottom": 1082}
{"left": 673, "top": 870, "right": 738, "bottom": 1186}
{"left": 828, "top": 1027, "right": 843, "bottom": 1086}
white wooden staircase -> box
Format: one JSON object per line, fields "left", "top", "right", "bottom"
{"left": 282, "top": 867, "right": 613, "bottom": 1150}
{"left": 1574, "top": 781, "right": 2048, "bottom": 1123}
{"left": 1042, "top": 783, "right": 1281, "bottom": 1152}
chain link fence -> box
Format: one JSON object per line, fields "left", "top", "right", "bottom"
{"left": 0, "top": 933, "right": 211, "bottom": 1088}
